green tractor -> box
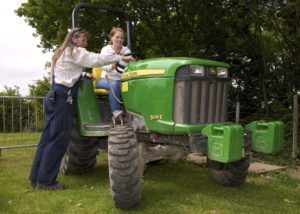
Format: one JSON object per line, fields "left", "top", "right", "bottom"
{"left": 59, "top": 3, "right": 285, "bottom": 208}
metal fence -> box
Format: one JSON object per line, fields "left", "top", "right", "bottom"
{"left": 0, "top": 96, "right": 45, "bottom": 152}
{"left": 0, "top": 95, "right": 298, "bottom": 159}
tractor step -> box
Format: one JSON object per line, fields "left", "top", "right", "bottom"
{"left": 84, "top": 122, "right": 113, "bottom": 131}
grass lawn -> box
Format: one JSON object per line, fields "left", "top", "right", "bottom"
{"left": 0, "top": 148, "right": 300, "bottom": 214}
{"left": 0, "top": 132, "right": 41, "bottom": 148}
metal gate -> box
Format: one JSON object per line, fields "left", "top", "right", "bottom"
{"left": 0, "top": 96, "right": 45, "bottom": 151}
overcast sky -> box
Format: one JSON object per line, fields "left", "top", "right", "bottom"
{"left": 0, "top": 0, "right": 52, "bottom": 96}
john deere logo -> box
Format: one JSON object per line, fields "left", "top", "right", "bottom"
{"left": 210, "top": 68, "right": 216, "bottom": 75}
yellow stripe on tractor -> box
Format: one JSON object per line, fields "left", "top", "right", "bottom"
{"left": 121, "top": 69, "right": 165, "bottom": 80}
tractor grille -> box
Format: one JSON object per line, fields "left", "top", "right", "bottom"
{"left": 173, "top": 66, "right": 228, "bottom": 124}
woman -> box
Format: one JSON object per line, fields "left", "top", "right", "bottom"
{"left": 96, "top": 27, "right": 131, "bottom": 118}
{"left": 29, "top": 28, "right": 133, "bottom": 190}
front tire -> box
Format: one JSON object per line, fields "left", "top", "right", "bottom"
{"left": 208, "top": 158, "right": 250, "bottom": 187}
{"left": 108, "top": 126, "right": 142, "bottom": 208}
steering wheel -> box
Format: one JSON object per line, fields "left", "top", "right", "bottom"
{"left": 116, "top": 52, "right": 143, "bottom": 74}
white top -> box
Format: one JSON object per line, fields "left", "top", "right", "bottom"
{"left": 101, "top": 45, "right": 131, "bottom": 80}
{"left": 53, "top": 46, "right": 122, "bottom": 87}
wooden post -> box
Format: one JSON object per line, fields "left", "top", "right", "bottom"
{"left": 292, "top": 95, "right": 299, "bottom": 159}
{"left": 235, "top": 102, "right": 240, "bottom": 124}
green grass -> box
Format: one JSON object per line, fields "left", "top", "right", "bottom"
{"left": 0, "top": 132, "right": 41, "bottom": 147}
{"left": 0, "top": 148, "right": 300, "bottom": 214}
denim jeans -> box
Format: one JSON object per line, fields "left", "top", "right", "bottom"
{"left": 29, "top": 82, "right": 79, "bottom": 185}
{"left": 96, "top": 78, "right": 121, "bottom": 112}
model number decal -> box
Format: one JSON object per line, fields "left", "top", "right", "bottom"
{"left": 150, "top": 114, "right": 163, "bottom": 120}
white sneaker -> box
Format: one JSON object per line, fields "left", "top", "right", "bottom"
{"left": 113, "top": 110, "right": 123, "bottom": 118}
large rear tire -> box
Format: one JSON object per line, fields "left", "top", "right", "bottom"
{"left": 60, "top": 119, "right": 99, "bottom": 175}
{"left": 208, "top": 157, "right": 250, "bottom": 187}
{"left": 108, "top": 126, "right": 142, "bottom": 208}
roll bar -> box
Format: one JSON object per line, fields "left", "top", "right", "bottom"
{"left": 72, "top": 3, "right": 132, "bottom": 50}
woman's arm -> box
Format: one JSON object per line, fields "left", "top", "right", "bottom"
{"left": 101, "top": 46, "right": 115, "bottom": 72}
{"left": 72, "top": 47, "right": 122, "bottom": 68}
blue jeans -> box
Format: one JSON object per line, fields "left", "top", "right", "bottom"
{"left": 29, "top": 82, "right": 79, "bottom": 186}
{"left": 96, "top": 78, "right": 121, "bottom": 112}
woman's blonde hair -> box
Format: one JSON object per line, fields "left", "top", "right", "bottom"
{"left": 108, "top": 27, "right": 125, "bottom": 45}
{"left": 51, "top": 28, "right": 89, "bottom": 67}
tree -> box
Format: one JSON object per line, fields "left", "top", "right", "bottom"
{"left": 0, "top": 86, "right": 21, "bottom": 96}
{"left": 28, "top": 74, "right": 50, "bottom": 97}
{"left": 0, "top": 86, "right": 23, "bottom": 132}
{"left": 27, "top": 74, "right": 51, "bottom": 131}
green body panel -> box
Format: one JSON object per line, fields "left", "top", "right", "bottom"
{"left": 201, "top": 124, "right": 243, "bottom": 163}
{"left": 126, "top": 57, "right": 230, "bottom": 76}
{"left": 122, "top": 77, "right": 175, "bottom": 133}
{"left": 77, "top": 81, "right": 108, "bottom": 136}
{"left": 173, "top": 124, "right": 207, "bottom": 133}
{"left": 245, "top": 121, "right": 284, "bottom": 154}
{"left": 122, "top": 57, "right": 230, "bottom": 134}
{"left": 124, "top": 57, "right": 230, "bottom": 78}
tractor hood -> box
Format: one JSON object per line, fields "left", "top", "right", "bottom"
{"left": 122, "top": 57, "right": 230, "bottom": 81}
{"left": 121, "top": 57, "right": 231, "bottom": 134}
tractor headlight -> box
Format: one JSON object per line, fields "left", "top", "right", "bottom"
{"left": 217, "top": 67, "right": 228, "bottom": 78}
{"left": 190, "top": 65, "right": 204, "bottom": 76}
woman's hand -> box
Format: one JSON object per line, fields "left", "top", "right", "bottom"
{"left": 85, "top": 72, "right": 95, "bottom": 81}
{"left": 121, "top": 55, "right": 135, "bottom": 62}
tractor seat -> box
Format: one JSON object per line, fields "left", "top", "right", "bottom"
{"left": 92, "top": 67, "right": 108, "bottom": 95}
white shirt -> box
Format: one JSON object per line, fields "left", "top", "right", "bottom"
{"left": 54, "top": 46, "right": 122, "bottom": 87}
{"left": 101, "top": 45, "right": 131, "bottom": 80}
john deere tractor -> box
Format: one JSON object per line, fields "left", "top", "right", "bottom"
{"left": 59, "top": 3, "right": 285, "bottom": 208}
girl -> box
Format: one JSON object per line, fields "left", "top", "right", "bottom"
{"left": 96, "top": 27, "right": 131, "bottom": 118}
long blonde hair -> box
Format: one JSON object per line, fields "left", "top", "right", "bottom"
{"left": 51, "top": 28, "right": 89, "bottom": 67}
{"left": 108, "top": 27, "right": 125, "bottom": 45}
